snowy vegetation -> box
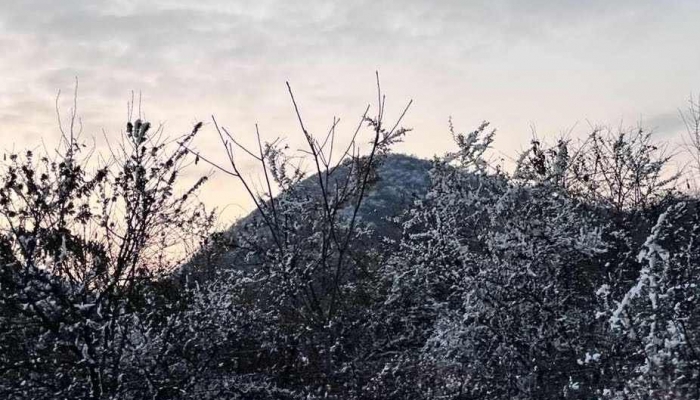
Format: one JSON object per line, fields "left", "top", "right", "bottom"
{"left": 2, "top": 88, "right": 700, "bottom": 399}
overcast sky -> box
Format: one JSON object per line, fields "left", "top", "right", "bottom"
{"left": 1, "top": 0, "right": 699, "bottom": 222}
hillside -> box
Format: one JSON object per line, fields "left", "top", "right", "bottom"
{"left": 234, "top": 153, "right": 432, "bottom": 235}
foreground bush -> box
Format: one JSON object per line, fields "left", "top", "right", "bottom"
{"left": 2, "top": 85, "right": 699, "bottom": 399}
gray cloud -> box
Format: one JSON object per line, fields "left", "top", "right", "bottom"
{"left": 1, "top": 0, "right": 677, "bottom": 74}
{"left": 645, "top": 111, "right": 688, "bottom": 138}
{"left": 1, "top": 0, "right": 697, "bottom": 123}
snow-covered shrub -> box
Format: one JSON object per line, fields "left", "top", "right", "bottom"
{"left": 597, "top": 201, "right": 700, "bottom": 399}
{"left": 187, "top": 78, "right": 412, "bottom": 397}
{"left": 379, "top": 121, "right": 614, "bottom": 399}
{"left": 0, "top": 118, "right": 215, "bottom": 399}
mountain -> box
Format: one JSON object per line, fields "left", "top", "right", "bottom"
{"left": 230, "top": 152, "right": 433, "bottom": 234}
{"left": 319, "top": 153, "right": 433, "bottom": 237}
{"left": 183, "top": 153, "right": 434, "bottom": 277}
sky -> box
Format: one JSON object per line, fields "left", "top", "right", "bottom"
{"left": 1, "top": 0, "right": 699, "bottom": 223}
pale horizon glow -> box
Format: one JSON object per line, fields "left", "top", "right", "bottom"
{"left": 1, "top": 0, "right": 699, "bottom": 224}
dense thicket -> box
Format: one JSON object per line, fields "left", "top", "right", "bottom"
{"left": 2, "top": 90, "right": 699, "bottom": 399}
